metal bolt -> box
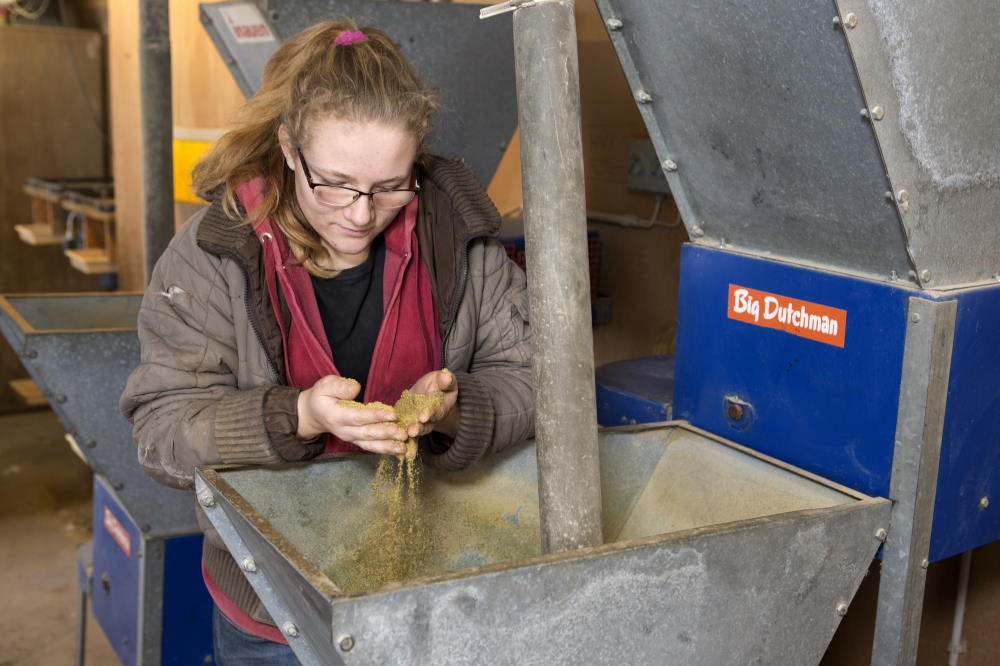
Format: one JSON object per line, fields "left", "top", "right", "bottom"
{"left": 268, "top": 10, "right": 279, "bottom": 21}
{"left": 113, "top": 481, "right": 124, "bottom": 491}
{"left": 23, "top": 349, "right": 38, "bottom": 359}
{"left": 241, "top": 557, "right": 258, "bottom": 573}
{"left": 921, "top": 558, "right": 929, "bottom": 569}
{"left": 727, "top": 403, "right": 744, "bottom": 420}
{"left": 885, "top": 191, "right": 895, "bottom": 201}
{"left": 860, "top": 108, "right": 870, "bottom": 119}
{"left": 141, "top": 524, "right": 151, "bottom": 533}
{"left": 910, "top": 313, "right": 921, "bottom": 323}
{"left": 889, "top": 270, "right": 899, "bottom": 282}
{"left": 690, "top": 225, "right": 705, "bottom": 238}
{"left": 55, "top": 394, "right": 67, "bottom": 404}
{"left": 836, "top": 602, "right": 849, "bottom": 616}
{"left": 920, "top": 269, "right": 931, "bottom": 282}
{"left": 662, "top": 158, "right": 678, "bottom": 172}
{"left": 994, "top": 272, "right": 1000, "bottom": 283}
{"left": 283, "top": 622, "right": 300, "bottom": 638}
{"left": 870, "top": 106, "right": 885, "bottom": 121}
{"left": 636, "top": 89, "right": 653, "bottom": 104}
{"left": 606, "top": 17, "right": 623, "bottom": 31}
{"left": 338, "top": 635, "right": 355, "bottom": 652}
{"left": 896, "top": 189, "right": 909, "bottom": 205}
{"left": 875, "top": 528, "right": 887, "bottom": 542}
{"left": 198, "top": 492, "right": 216, "bottom": 508}
{"left": 84, "top": 439, "right": 97, "bottom": 449}
{"left": 980, "top": 496, "right": 990, "bottom": 509}
{"left": 844, "top": 12, "right": 858, "bottom": 28}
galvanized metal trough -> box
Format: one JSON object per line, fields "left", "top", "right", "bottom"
{"left": 0, "top": 293, "right": 197, "bottom": 535}
{"left": 196, "top": 422, "right": 890, "bottom": 665}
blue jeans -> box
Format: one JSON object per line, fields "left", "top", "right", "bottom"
{"left": 212, "top": 605, "right": 301, "bottom": 666}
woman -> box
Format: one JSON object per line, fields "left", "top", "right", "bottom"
{"left": 120, "top": 21, "right": 534, "bottom": 664}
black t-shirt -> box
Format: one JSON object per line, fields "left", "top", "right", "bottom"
{"left": 310, "top": 236, "right": 385, "bottom": 396}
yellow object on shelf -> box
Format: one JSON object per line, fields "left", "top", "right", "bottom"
{"left": 173, "top": 128, "right": 227, "bottom": 204}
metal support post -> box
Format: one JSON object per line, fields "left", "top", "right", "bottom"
{"left": 507, "top": 0, "right": 603, "bottom": 553}
{"left": 871, "top": 297, "right": 957, "bottom": 666}
{"left": 139, "top": 0, "right": 175, "bottom": 283}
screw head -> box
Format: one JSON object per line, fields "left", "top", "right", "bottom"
{"left": 84, "top": 439, "right": 97, "bottom": 449}
{"left": 241, "top": 557, "right": 257, "bottom": 573}
{"left": 636, "top": 89, "right": 653, "bottom": 104}
{"left": 690, "top": 225, "right": 705, "bottom": 238}
{"left": 921, "top": 558, "right": 929, "bottom": 569}
{"left": 338, "top": 634, "right": 355, "bottom": 652}
{"left": 870, "top": 106, "right": 885, "bottom": 121}
{"left": 910, "top": 312, "right": 921, "bottom": 323}
{"left": 198, "top": 492, "right": 216, "bottom": 508}
{"left": 23, "top": 349, "right": 38, "bottom": 359}
{"left": 836, "top": 602, "right": 849, "bottom": 616}
{"left": 662, "top": 158, "right": 678, "bottom": 172}
{"left": 55, "top": 394, "right": 68, "bottom": 404}
{"left": 283, "top": 622, "right": 299, "bottom": 638}
{"left": 874, "top": 528, "right": 887, "bottom": 542}
{"left": 980, "top": 496, "right": 990, "bottom": 509}
{"left": 844, "top": 12, "right": 858, "bottom": 28}
{"left": 920, "top": 269, "right": 931, "bottom": 282}
{"left": 113, "top": 481, "right": 124, "bottom": 491}
{"left": 606, "top": 17, "right": 623, "bottom": 31}
{"left": 727, "top": 403, "right": 745, "bottom": 420}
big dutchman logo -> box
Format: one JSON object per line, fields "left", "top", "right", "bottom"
{"left": 728, "top": 284, "right": 847, "bottom": 348}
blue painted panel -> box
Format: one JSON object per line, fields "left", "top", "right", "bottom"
{"left": 674, "top": 245, "right": 912, "bottom": 498}
{"left": 162, "top": 533, "right": 214, "bottom": 664}
{"left": 91, "top": 477, "right": 139, "bottom": 666}
{"left": 596, "top": 355, "right": 675, "bottom": 426}
{"left": 931, "top": 284, "right": 1000, "bottom": 560}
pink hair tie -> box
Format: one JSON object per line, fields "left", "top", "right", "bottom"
{"left": 333, "top": 30, "right": 369, "bottom": 46}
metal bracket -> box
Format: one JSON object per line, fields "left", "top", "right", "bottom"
{"left": 480, "top": 0, "right": 557, "bottom": 20}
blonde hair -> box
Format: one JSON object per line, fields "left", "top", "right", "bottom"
{"left": 192, "top": 20, "right": 438, "bottom": 277}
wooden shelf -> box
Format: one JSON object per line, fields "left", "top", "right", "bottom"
{"left": 65, "top": 248, "right": 117, "bottom": 274}
{"left": 15, "top": 223, "right": 63, "bottom": 246}
{"left": 9, "top": 378, "right": 47, "bottom": 408}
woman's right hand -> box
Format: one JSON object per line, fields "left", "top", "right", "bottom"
{"left": 296, "top": 376, "right": 407, "bottom": 455}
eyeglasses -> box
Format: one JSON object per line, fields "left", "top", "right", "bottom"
{"left": 296, "top": 148, "right": 419, "bottom": 210}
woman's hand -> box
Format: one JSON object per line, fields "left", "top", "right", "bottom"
{"left": 296, "top": 376, "right": 408, "bottom": 455}
{"left": 405, "top": 369, "right": 459, "bottom": 439}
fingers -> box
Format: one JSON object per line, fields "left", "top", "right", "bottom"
{"left": 436, "top": 368, "right": 456, "bottom": 391}
{"left": 354, "top": 438, "right": 408, "bottom": 456}
{"left": 318, "top": 375, "right": 362, "bottom": 400}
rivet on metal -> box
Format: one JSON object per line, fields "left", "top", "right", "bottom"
{"left": 889, "top": 270, "right": 899, "bottom": 282}
{"left": 662, "top": 159, "right": 678, "bottom": 172}
{"left": 56, "top": 394, "right": 68, "bottom": 404}
{"left": 338, "top": 635, "right": 356, "bottom": 652}
{"left": 994, "top": 272, "right": 1000, "bottom": 283}
{"left": 84, "top": 439, "right": 97, "bottom": 449}
{"left": 141, "top": 524, "right": 151, "bottom": 533}
{"left": 113, "top": 482, "right": 124, "bottom": 491}
{"left": 832, "top": 16, "right": 841, "bottom": 27}
{"left": 606, "top": 17, "right": 623, "bottom": 31}
{"left": 836, "top": 602, "right": 849, "bottom": 616}
{"left": 636, "top": 89, "right": 653, "bottom": 104}
{"left": 241, "top": 557, "right": 258, "bottom": 573}
{"left": 896, "top": 189, "right": 909, "bottom": 204}
{"left": 910, "top": 313, "right": 921, "bottom": 324}
{"left": 920, "top": 269, "right": 931, "bottom": 282}
{"left": 875, "top": 528, "right": 887, "bottom": 542}
{"left": 921, "top": 558, "right": 929, "bottom": 569}
{"left": 690, "top": 225, "right": 704, "bottom": 238}
{"left": 885, "top": 191, "right": 895, "bottom": 201}
{"left": 980, "top": 496, "right": 990, "bottom": 509}
{"left": 844, "top": 12, "right": 858, "bottom": 28}
{"left": 283, "top": 622, "right": 300, "bottom": 638}
{"left": 870, "top": 106, "right": 885, "bottom": 121}
{"left": 198, "top": 492, "right": 216, "bottom": 508}
{"left": 860, "top": 108, "right": 870, "bottom": 119}
{"left": 23, "top": 349, "right": 38, "bottom": 359}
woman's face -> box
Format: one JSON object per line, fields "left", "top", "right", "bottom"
{"left": 281, "top": 116, "right": 418, "bottom": 270}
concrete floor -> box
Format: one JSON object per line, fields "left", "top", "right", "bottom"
{"left": 0, "top": 408, "right": 117, "bottom": 665}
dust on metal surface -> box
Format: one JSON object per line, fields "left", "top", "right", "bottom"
{"left": 834, "top": 0, "right": 1000, "bottom": 288}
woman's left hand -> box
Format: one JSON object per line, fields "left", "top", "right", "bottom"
{"left": 406, "top": 369, "right": 459, "bottom": 438}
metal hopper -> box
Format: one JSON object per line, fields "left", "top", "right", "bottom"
{"left": 0, "top": 294, "right": 196, "bottom": 535}
{"left": 197, "top": 423, "right": 890, "bottom": 665}
{"left": 595, "top": 0, "right": 1000, "bottom": 289}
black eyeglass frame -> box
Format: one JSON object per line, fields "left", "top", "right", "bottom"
{"left": 296, "top": 147, "right": 419, "bottom": 210}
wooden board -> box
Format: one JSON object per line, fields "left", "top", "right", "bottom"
{"left": 65, "top": 248, "right": 117, "bottom": 275}
{"left": 0, "top": 25, "right": 106, "bottom": 413}
{"left": 9, "top": 379, "right": 47, "bottom": 408}
{"left": 15, "top": 224, "right": 63, "bottom": 246}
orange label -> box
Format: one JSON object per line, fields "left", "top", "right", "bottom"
{"left": 728, "top": 284, "right": 846, "bottom": 348}
{"left": 103, "top": 506, "right": 132, "bottom": 557}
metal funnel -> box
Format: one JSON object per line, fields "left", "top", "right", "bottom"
{"left": 596, "top": 0, "right": 1000, "bottom": 289}
{"left": 0, "top": 294, "right": 197, "bottom": 535}
{"left": 197, "top": 423, "right": 890, "bottom": 665}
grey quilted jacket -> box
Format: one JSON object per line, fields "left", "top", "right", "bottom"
{"left": 119, "top": 157, "right": 534, "bottom": 624}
